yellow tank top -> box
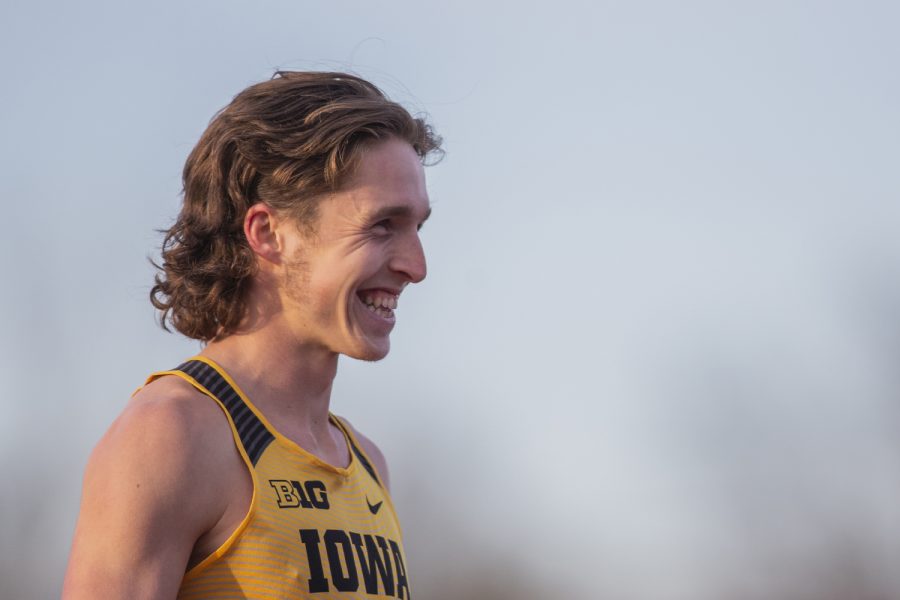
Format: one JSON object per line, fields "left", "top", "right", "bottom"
{"left": 145, "top": 356, "right": 411, "bottom": 599}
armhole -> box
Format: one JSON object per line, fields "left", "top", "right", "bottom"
{"left": 144, "top": 370, "right": 259, "bottom": 580}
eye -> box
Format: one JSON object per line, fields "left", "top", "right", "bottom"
{"left": 372, "top": 219, "right": 392, "bottom": 233}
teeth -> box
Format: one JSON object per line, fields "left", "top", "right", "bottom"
{"left": 364, "top": 303, "right": 394, "bottom": 318}
{"left": 360, "top": 291, "right": 398, "bottom": 314}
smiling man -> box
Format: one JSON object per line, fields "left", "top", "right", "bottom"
{"left": 63, "top": 72, "right": 441, "bottom": 599}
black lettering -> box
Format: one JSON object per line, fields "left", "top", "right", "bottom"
{"left": 290, "top": 480, "right": 314, "bottom": 509}
{"left": 269, "top": 480, "right": 299, "bottom": 508}
{"left": 305, "top": 480, "right": 330, "bottom": 509}
{"left": 324, "top": 529, "right": 359, "bottom": 592}
{"left": 390, "top": 539, "right": 410, "bottom": 599}
{"left": 299, "top": 529, "right": 329, "bottom": 593}
{"left": 350, "top": 532, "right": 395, "bottom": 596}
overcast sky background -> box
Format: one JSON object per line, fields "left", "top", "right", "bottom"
{"left": 2, "top": 1, "right": 899, "bottom": 598}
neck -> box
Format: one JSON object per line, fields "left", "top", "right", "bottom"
{"left": 200, "top": 317, "right": 339, "bottom": 438}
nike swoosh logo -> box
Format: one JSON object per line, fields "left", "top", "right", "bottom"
{"left": 366, "top": 496, "right": 383, "bottom": 514}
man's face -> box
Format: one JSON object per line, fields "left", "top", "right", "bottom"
{"left": 276, "top": 137, "right": 430, "bottom": 361}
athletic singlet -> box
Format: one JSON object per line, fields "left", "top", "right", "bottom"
{"left": 143, "top": 356, "right": 411, "bottom": 599}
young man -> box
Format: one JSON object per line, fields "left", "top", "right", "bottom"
{"left": 63, "top": 72, "right": 441, "bottom": 599}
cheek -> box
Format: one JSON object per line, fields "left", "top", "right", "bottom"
{"left": 302, "top": 248, "right": 379, "bottom": 316}
{"left": 310, "top": 276, "right": 359, "bottom": 318}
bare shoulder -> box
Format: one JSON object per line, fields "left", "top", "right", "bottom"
{"left": 101, "top": 375, "right": 236, "bottom": 495}
{"left": 337, "top": 415, "right": 392, "bottom": 491}
{"left": 63, "top": 375, "right": 237, "bottom": 598}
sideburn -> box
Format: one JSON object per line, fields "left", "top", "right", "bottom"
{"left": 282, "top": 248, "right": 312, "bottom": 307}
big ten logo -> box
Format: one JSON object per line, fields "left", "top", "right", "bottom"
{"left": 269, "top": 479, "right": 330, "bottom": 509}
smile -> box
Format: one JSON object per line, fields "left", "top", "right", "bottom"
{"left": 357, "top": 290, "right": 398, "bottom": 321}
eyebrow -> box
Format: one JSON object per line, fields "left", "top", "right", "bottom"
{"left": 367, "top": 204, "right": 432, "bottom": 224}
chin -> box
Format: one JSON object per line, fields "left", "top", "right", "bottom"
{"left": 344, "top": 340, "right": 391, "bottom": 362}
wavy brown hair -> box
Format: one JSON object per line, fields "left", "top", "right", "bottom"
{"left": 150, "top": 71, "right": 442, "bottom": 341}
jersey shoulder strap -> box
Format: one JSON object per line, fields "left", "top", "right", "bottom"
{"left": 331, "top": 415, "right": 384, "bottom": 488}
{"left": 147, "top": 357, "right": 275, "bottom": 466}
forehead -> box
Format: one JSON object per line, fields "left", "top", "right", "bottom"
{"left": 337, "top": 138, "right": 431, "bottom": 219}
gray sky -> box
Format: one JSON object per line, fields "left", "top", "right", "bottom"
{"left": 2, "top": 1, "right": 899, "bottom": 598}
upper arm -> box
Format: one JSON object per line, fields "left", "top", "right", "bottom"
{"left": 63, "top": 386, "right": 229, "bottom": 600}
{"left": 340, "top": 417, "right": 392, "bottom": 492}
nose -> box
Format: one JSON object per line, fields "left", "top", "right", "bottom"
{"left": 391, "top": 232, "right": 427, "bottom": 284}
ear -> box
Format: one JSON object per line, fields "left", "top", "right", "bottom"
{"left": 244, "top": 203, "right": 283, "bottom": 265}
